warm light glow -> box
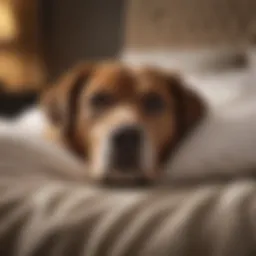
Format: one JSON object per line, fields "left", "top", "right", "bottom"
{"left": 0, "top": 1, "right": 17, "bottom": 42}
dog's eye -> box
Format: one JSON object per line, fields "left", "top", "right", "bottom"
{"left": 142, "top": 93, "right": 166, "bottom": 115}
{"left": 89, "top": 92, "right": 114, "bottom": 110}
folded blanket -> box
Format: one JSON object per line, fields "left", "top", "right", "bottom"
{"left": 0, "top": 129, "right": 256, "bottom": 256}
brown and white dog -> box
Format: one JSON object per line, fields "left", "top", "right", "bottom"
{"left": 41, "top": 62, "right": 206, "bottom": 185}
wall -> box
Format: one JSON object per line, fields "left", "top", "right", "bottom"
{"left": 125, "top": 0, "right": 256, "bottom": 50}
{"left": 41, "top": 0, "right": 125, "bottom": 80}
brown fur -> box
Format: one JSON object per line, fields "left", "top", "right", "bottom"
{"left": 41, "top": 62, "right": 206, "bottom": 181}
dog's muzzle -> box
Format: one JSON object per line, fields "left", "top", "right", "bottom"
{"left": 110, "top": 125, "right": 142, "bottom": 173}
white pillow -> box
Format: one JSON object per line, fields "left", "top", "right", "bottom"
{"left": 0, "top": 108, "right": 47, "bottom": 137}
{"left": 168, "top": 71, "right": 256, "bottom": 180}
{"left": 0, "top": 122, "right": 85, "bottom": 181}
{"left": 1, "top": 66, "right": 254, "bottom": 183}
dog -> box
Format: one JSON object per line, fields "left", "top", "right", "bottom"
{"left": 41, "top": 62, "right": 206, "bottom": 185}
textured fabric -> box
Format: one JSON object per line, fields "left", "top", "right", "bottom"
{"left": 125, "top": 0, "right": 256, "bottom": 49}
{"left": 1, "top": 130, "right": 256, "bottom": 256}
{"left": 1, "top": 169, "right": 256, "bottom": 256}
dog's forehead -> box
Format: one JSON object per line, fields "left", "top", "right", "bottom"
{"left": 86, "top": 64, "right": 169, "bottom": 95}
{"left": 88, "top": 64, "right": 135, "bottom": 91}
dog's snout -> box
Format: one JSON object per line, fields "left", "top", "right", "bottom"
{"left": 111, "top": 126, "right": 142, "bottom": 171}
{"left": 113, "top": 126, "right": 141, "bottom": 150}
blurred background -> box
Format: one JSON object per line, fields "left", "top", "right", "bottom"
{"left": 0, "top": 0, "right": 256, "bottom": 113}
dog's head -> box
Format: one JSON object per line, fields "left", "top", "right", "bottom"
{"left": 42, "top": 62, "right": 206, "bottom": 184}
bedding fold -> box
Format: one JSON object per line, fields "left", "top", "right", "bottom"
{"left": 0, "top": 118, "right": 256, "bottom": 256}
{"left": 0, "top": 174, "right": 256, "bottom": 256}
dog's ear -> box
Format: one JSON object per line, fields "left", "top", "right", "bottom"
{"left": 159, "top": 73, "right": 206, "bottom": 164}
{"left": 41, "top": 63, "right": 94, "bottom": 128}
{"left": 166, "top": 74, "right": 206, "bottom": 137}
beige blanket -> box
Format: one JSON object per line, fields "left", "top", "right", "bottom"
{"left": 0, "top": 129, "right": 256, "bottom": 256}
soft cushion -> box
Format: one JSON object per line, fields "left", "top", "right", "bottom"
{"left": 168, "top": 69, "right": 256, "bottom": 181}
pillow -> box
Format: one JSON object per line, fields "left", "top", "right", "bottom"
{"left": 122, "top": 48, "right": 248, "bottom": 74}
{"left": 0, "top": 120, "right": 85, "bottom": 181}
{"left": 1, "top": 62, "right": 254, "bottom": 184}
{"left": 168, "top": 71, "right": 256, "bottom": 181}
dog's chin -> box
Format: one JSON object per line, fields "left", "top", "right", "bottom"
{"left": 99, "top": 171, "right": 154, "bottom": 188}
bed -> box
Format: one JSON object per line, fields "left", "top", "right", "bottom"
{"left": 0, "top": 129, "right": 256, "bottom": 256}
{"left": 0, "top": 60, "right": 256, "bottom": 256}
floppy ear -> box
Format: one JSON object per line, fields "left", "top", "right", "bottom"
{"left": 167, "top": 74, "right": 206, "bottom": 138}
{"left": 41, "top": 63, "right": 94, "bottom": 130}
{"left": 159, "top": 73, "right": 206, "bottom": 165}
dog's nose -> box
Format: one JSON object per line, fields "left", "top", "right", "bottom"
{"left": 113, "top": 126, "right": 141, "bottom": 150}
{"left": 112, "top": 126, "right": 142, "bottom": 171}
